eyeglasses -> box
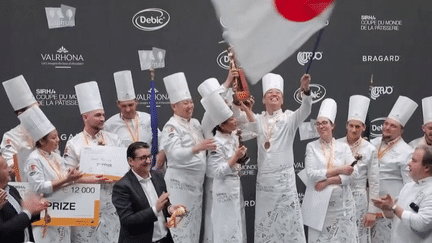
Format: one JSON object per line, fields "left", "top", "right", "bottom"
{"left": 315, "top": 121, "right": 330, "bottom": 127}
{"left": 136, "top": 155, "right": 153, "bottom": 161}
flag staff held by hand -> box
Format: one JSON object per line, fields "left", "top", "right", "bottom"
{"left": 305, "top": 27, "right": 325, "bottom": 74}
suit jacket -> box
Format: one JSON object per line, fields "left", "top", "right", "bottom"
{"left": 112, "top": 170, "right": 173, "bottom": 243}
{"left": 0, "top": 185, "right": 39, "bottom": 243}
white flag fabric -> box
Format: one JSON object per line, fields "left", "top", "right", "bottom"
{"left": 211, "top": 0, "right": 335, "bottom": 84}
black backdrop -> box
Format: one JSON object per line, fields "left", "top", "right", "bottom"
{"left": 1, "top": 1, "right": 432, "bottom": 242}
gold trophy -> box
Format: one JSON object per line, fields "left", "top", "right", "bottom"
{"left": 228, "top": 47, "right": 251, "bottom": 106}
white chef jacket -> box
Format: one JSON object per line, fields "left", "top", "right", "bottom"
{"left": 1, "top": 124, "right": 35, "bottom": 181}
{"left": 161, "top": 115, "right": 206, "bottom": 172}
{"left": 104, "top": 111, "right": 161, "bottom": 148}
{"left": 371, "top": 137, "right": 413, "bottom": 197}
{"left": 391, "top": 176, "right": 432, "bottom": 243}
{"left": 409, "top": 136, "right": 432, "bottom": 149}
{"left": 63, "top": 129, "right": 122, "bottom": 243}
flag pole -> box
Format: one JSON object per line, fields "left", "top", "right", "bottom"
{"left": 149, "top": 66, "right": 159, "bottom": 168}
{"left": 305, "top": 28, "right": 325, "bottom": 74}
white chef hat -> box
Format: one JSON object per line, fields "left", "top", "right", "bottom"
{"left": 163, "top": 72, "right": 192, "bottom": 104}
{"left": 198, "top": 78, "right": 222, "bottom": 98}
{"left": 2, "top": 75, "right": 37, "bottom": 111}
{"left": 18, "top": 106, "right": 55, "bottom": 142}
{"left": 422, "top": 96, "right": 432, "bottom": 125}
{"left": 75, "top": 81, "right": 104, "bottom": 114}
{"left": 114, "top": 70, "right": 136, "bottom": 102}
{"left": 347, "top": 95, "right": 370, "bottom": 124}
{"left": 387, "top": 96, "right": 418, "bottom": 127}
{"left": 318, "top": 98, "right": 337, "bottom": 123}
{"left": 201, "top": 92, "right": 233, "bottom": 129}
{"left": 262, "top": 73, "right": 284, "bottom": 95}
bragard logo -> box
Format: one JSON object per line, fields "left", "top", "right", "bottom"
{"left": 370, "top": 86, "right": 394, "bottom": 100}
{"left": 293, "top": 84, "right": 326, "bottom": 104}
{"left": 297, "top": 52, "right": 323, "bottom": 66}
{"left": 132, "top": 8, "right": 170, "bottom": 31}
{"left": 40, "top": 46, "right": 84, "bottom": 69}
{"left": 45, "top": 4, "right": 75, "bottom": 29}
{"left": 362, "top": 55, "right": 400, "bottom": 62}
{"left": 370, "top": 117, "right": 386, "bottom": 137}
{"left": 216, "top": 50, "right": 230, "bottom": 70}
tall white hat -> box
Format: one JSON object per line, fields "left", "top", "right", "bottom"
{"left": 318, "top": 98, "right": 337, "bottom": 123}
{"left": 75, "top": 81, "right": 104, "bottom": 114}
{"left": 163, "top": 72, "right": 191, "bottom": 104}
{"left": 198, "top": 78, "right": 222, "bottom": 98}
{"left": 422, "top": 96, "right": 432, "bottom": 125}
{"left": 262, "top": 73, "right": 284, "bottom": 95}
{"left": 388, "top": 96, "right": 418, "bottom": 127}
{"left": 201, "top": 92, "right": 233, "bottom": 129}
{"left": 18, "top": 106, "right": 55, "bottom": 142}
{"left": 114, "top": 70, "right": 136, "bottom": 101}
{"left": 2, "top": 75, "right": 37, "bottom": 111}
{"left": 347, "top": 95, "right": 370, "bottom": 124}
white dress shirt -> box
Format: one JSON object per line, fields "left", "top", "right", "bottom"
{"left": 131, "top": 170, "right": 168, "bottom": 242}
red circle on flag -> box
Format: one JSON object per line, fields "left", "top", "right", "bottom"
{"left": 274, "top": 0, "right": 334, "bottom": 22}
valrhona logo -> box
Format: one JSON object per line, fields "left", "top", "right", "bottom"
{"left": 41, "top": 46, "right": 84, "bottom": 68}
{"left": 132, "top": 8, "right": 170, "bottom": 31}
{"left": 45, "top": 4, "right": 75, "bottom": 29}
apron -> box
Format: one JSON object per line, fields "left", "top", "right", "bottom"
{"left": 255, "top": 165, "right": 306, "bottom": 242}
{"left": 211, "top": 175, "right": 246, "bottom": 243}
{"left": 165, "top": 167, "right": 204, "bottom": 243}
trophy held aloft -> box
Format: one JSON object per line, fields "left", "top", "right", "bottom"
{"left": 228, "top": 47, "right": 251, "bottom": 106}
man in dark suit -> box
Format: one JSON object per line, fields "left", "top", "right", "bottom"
{"left": 0, "top": 154, "right": 46, "bottom": 243}
{"left": 112, "top": 142, "right": 184, "bottom": 243}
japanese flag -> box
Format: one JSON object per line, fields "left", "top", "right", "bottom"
{"left": 211, "top": 0, "right": 335, "bottom": 84}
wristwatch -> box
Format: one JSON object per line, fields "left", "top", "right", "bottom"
{"left": 391, "top": 204, "right": 397, "bottom": 212}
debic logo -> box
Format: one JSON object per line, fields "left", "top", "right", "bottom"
{"left": 216, "top": 50, "right": 230, "bottom": 70}
{"left": 370, "top": 117, "right": 386, "bottom": 137}
{"left": 293, "top": 84, "right": 326, "bottom": 104}
{"left": 132, "top": 8, "right": 170, "bottom": 31}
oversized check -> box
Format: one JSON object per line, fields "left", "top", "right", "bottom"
{"left": 9, "top": 182, "right": 101, "bottom": 226}
{"left": 79, "top": 146, "right": 129, "bottom": 180}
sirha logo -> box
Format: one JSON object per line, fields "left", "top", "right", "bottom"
{"left": 293, "top": 84, "right": 326, "bottom": 104}
{"left": 216, "top": 50, "right": 230, "bottom": 70}
{"left": 132, "top": 8, "right": 170, "bottom": 31}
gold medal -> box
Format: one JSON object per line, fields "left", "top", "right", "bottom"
{"left": 264, "top": 141, "right": 270, "bottom": 150}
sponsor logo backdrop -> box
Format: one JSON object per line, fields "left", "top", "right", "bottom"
{"left": 1, "top": 1, "right": 431, "bottom": 242}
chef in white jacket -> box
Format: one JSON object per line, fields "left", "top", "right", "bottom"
{"left": 250, "top": 73, "right": 311, "bottom": 243}
{"left": 1, "top": 75, "right": 38, "bottom": 182}
{"left": 64, "top": 81, "right": 122, "bottom": 243}
{"left": 372, "top": 145, "right": 432, "bottom": 243}
{"left": 303, "top": 98, "right": 358, "bottom": 243}
{"left": 370, "top": 96, "right": 417, "bottom": 243}
{"left": 337, "top": 95, "right": 380, "bottom": 243}
{"left": 409, "top": 96, "right": 432, "bottom": 149}
{"left": 104, "top": 70, "right": 166, "bottom": 170}
{"left": 160, "top": 72, "right": 216, "bottom": 243}
{"left": 21, "top": 106, "right": 83, "bottom": 243}
{"left": 203, "top": 92, "right": 256, "bottom": 243}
